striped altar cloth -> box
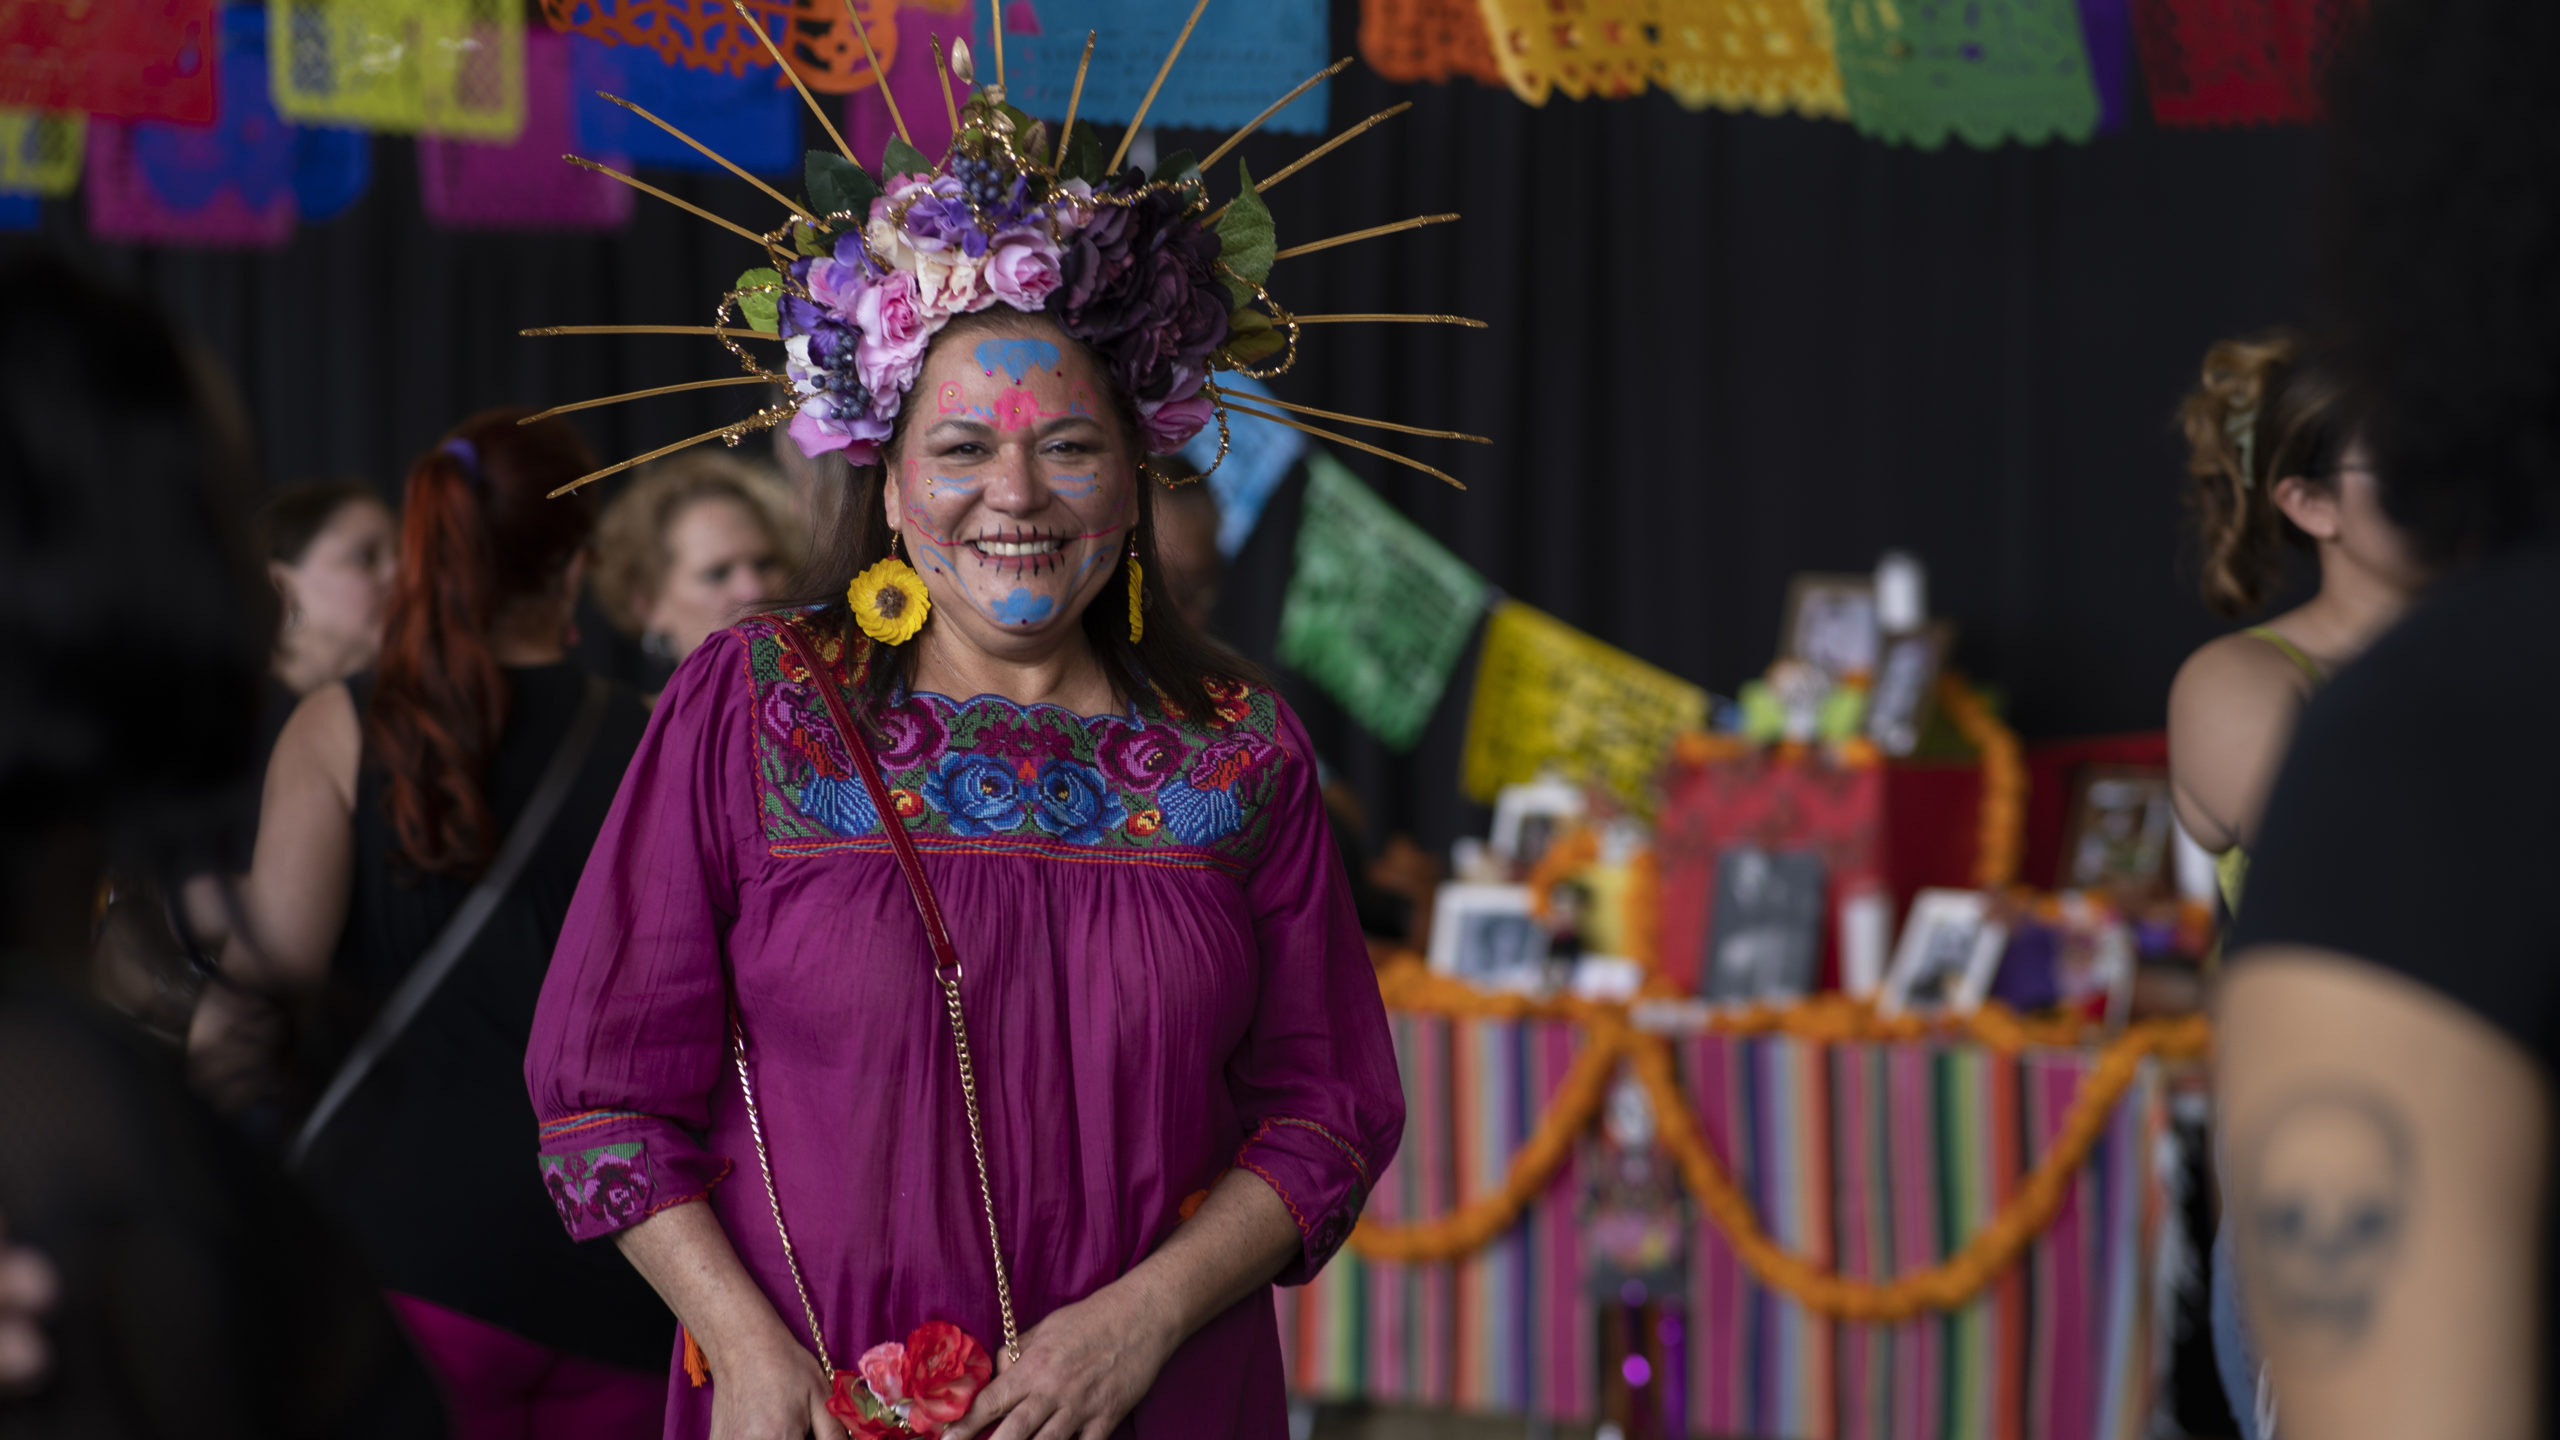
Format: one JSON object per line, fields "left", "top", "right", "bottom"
{"left": 1277, "top": 1016, "right": 2166, "bottom": 1440}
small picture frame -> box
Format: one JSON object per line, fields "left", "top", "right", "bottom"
{"left": 1880, "top": 889, "right": 2008, "bottom": 1017}
{"left": 1781, "top": 574, "right": 1882, "bottom": 679}
{"left": 1865, "top": 622, "right": 1954, "bottom": 757}
{"left": 2061, "top": 765, "right": 2177, "bottom": 898}
{"left": 1490, "top": 776, "right": 1586, "bottom": 871}
{"left": 1427, "top": 882, "right": 1545, "bottom": 987}
{"left": 1701, "top": 846, "right": 1827, "bottom": 1005}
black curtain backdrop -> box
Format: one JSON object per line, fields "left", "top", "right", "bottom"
{"left": 7, "top": 12, "right": 2325, "bottom": 851}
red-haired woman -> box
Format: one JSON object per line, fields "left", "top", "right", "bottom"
{"left": 216, "top": 410, "right": 671, "bottom": 1435}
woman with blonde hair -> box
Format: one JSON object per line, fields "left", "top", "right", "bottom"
{"left": 2166, "top": 330, "right": 2428, "bottom": 1440}
{"left": 589, "top": 452, "right": 800, "bottom": 691}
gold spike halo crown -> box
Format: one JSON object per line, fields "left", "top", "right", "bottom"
{"left": 522, "top": 0, "right": 1492, "bottom": 496}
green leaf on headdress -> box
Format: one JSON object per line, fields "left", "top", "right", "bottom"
{"left": 1058, "top": 126, "right": 1105, "bottom": 185}
{"left": 734, "top": 268, "right": 784, "bottom": 333}
{"left": 1222, "top": 305, "right": 1284, "bottom": 364}
{"left": 999, "top": 102, "right": 1037, "bottom": 135}
{"left": 792, "top": 222, "right": 829, "bottom": 258}
{"left": 882, "top": 135, "right": 936, "bottom": 184}
{"left": 806, "top": 150, "right": 878, "bottom": 229}
{"left": 1215, "top": 160, "right": 1276, "bottom": 307}
{"left": 1152, "top": 148, "right": 1200, "bottom": 187}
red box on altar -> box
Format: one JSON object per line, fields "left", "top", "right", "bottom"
{"left": 1652, "top": 753, "right": 1985, "bottom": 995}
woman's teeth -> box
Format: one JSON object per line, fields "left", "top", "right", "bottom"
{"left": 972, "top": 538, "right": 1061, "bottom": 557}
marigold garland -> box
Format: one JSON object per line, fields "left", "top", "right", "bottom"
{"left": 1938, "top": 672, "right": 2025, "bottom": 889}
{"left": 1345, "top": 959, "right": 2210, "bottom": 1317}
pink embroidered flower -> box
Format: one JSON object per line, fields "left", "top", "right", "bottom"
{"left": 983, "top": 227, "right": 1063, "bottom": 310}
{"left": 1095, "top": 720, "right": 1186, "bottom": 790}
{"left": 588, "top": 1151, "right": 654, "bottom": 1222}
{"left": 874, "top": 699, "right": 949, "bottom": 769}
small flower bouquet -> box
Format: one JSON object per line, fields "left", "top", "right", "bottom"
{"left": 826, "top": 1321, "right": 994, "bottom": 1439}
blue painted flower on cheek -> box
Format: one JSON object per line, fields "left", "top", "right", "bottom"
{"left": 798, "top": 775, "right": 879, "bottom": 835}
{"left": 988, "top": 588, "right": 1057, "bottom": 627}
{"left": 1029, "top": 759, "right": 1129, "bottom": 844}
{"left": 923, "top": 753, "right": 1028, "bottom": 835}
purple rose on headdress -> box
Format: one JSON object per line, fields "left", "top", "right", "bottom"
{"left": 984, "top": 227, "right": 1063, "bottom": 311}
{"left": 1095, "top": 720, "right": 1187, "bottom": 790}
{"left": 1142, "top": 391, "right": 1218, "bottom": 454}
{"left": 1056, "top": 184, "right": 1230, "bottom": 405}
{"left": 851, "top": 269, "right": 932, "bottom": 401}
{"left": 905, "top": 177, "right": 990, "bottom": 259}
{"left": 805, "top": 254, "right": 862, "bottom": 313}
{"left": 875, "top": 700, "right": 950, "bottom": 770}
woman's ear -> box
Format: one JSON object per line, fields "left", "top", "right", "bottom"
{"left": 2271, "top": 474, "right": 2343, "bottom": 543}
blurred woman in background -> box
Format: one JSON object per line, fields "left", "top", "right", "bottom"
{"left": 0, "top": 253, "right": 441, "bottom": 1436}
{"left": 214, "top": 409, "right": 671, "bottom": 1435}
{"left": 589, "top": 451, "right": 798, "bottom": 694}
{"left": 2165, "top": 331, "right": 2431, "bottom": 1440}
{"left": 265, "top": 482, "right": 398, "bottom": 700}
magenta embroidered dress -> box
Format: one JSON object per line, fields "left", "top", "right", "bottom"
{"left": 525, "top": 614, "right": 1402, "bottom": 1436}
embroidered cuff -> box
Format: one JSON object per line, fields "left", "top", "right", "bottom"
{"left": 1235, "top": 1115, "right": 1373, "bottom": 1285}
{"left": 535, "top": 1110, "right": 730, "bottom": 1243}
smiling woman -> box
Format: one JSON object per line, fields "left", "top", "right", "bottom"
{"left": 527, "top": 310, "right": 1405, "bottom": 1440}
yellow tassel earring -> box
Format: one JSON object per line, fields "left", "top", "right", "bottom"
{"left": 1125, "top": 533, "right": 1145, "bottom": 644}
{"left": 849, "top": 531, "right": 931, "bottom": 645}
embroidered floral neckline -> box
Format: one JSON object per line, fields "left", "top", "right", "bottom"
{"left": 743, "top": 618, "right": 1288, "bottom": 872}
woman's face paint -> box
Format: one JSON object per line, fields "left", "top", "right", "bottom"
{"left": 883, "top": 321, "right": 1135, "bottom": 655}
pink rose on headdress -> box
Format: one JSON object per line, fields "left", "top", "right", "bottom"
{"left": 852, "top": 269, "right": 933, "bottom": 400}
{"left": 984, "top": 227, "right": 1063, "bottom": 311}
{"left": 1141, "top": 392, "right": 1218, "bottom": 454}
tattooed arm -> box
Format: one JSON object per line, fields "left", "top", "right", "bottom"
{"left": 2219, "top": 948, "right": 2550, "bottom": 1440}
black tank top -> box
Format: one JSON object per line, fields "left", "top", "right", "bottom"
{"left": 299, "top": 662, "right": 672, "bottom": 1370}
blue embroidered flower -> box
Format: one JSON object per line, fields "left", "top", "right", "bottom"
{"left": 923, "top": 752, "right": 1028, "bottom": 835}
{"left": 1029, "top": 758, "right": 1129, "bottom": 844}
{"left": 1155, "top": 776, "right": 1244, "bottom": 846}
{"left": 799, "top": 775, "right": 879, "bottom": 835}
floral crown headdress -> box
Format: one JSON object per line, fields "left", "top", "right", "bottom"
{"left": 525, "top": 0, "right": 1490, "bottom": 497}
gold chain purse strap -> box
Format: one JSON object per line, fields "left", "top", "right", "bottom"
{"left": 735, "top": 619, "right": 1022, "bottom": 1373}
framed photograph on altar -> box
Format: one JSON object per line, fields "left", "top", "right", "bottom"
{"left": 1489, "top": 775, "right": 1585, "bottom": 871}
{"left": 1880, "top": 888, "right": 2007, "bottom": 1017}
{"left": 2061, "top": 764, "right": 2176, "bottom": 897}
{"left": 1701, "top": 846, "right": 1826, "bottom": 1005}
{"left": 1427, "top": 882, "right": 1544, "bottom": 986}
{"left": 1781, "top": 573, "right": 1882, "bottom": 678}
{"left": 1866, "top": 621, "right": 1953, "bottom": 757}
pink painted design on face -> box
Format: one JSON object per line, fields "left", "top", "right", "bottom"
{"left": 939, "top": 381, "right": 967, "bottom": 415}
{"left": 992, "top": 387, "right": 1067, "bottom": 432}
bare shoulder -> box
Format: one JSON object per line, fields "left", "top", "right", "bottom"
{"left": 2171, "top": 631, "right": 2315, "bottom": 728}
{"left": 272, "top": 680, "right": 362, "bottom": 809}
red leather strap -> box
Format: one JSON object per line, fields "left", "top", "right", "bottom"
{"left": 776, "top": 619, "right": 961, "bottom": 978}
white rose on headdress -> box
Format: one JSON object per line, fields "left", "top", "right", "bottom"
{"left": 912, "top": 249, "right": 991, "bottom": 318}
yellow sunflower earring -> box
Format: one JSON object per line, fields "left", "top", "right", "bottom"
{"left": 1125, "top": 532, "right": 1145, "bottom": 643}
{"left": 850, "top": 531, "right": 931, "bottom": 645}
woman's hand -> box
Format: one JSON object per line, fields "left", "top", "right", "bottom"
{"left": 705, "top": 1328, "right": 839, "bottom": 1440}
{"left": 942, "top": 1283, "right": 1177, "bottom": 1440}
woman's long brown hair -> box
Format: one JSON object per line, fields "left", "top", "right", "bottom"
{"left": 2177, "top": 330, "right": 2355, "bottom": 616}
{"left": 369, "top": 409, "right": 597, "bottom": 877}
